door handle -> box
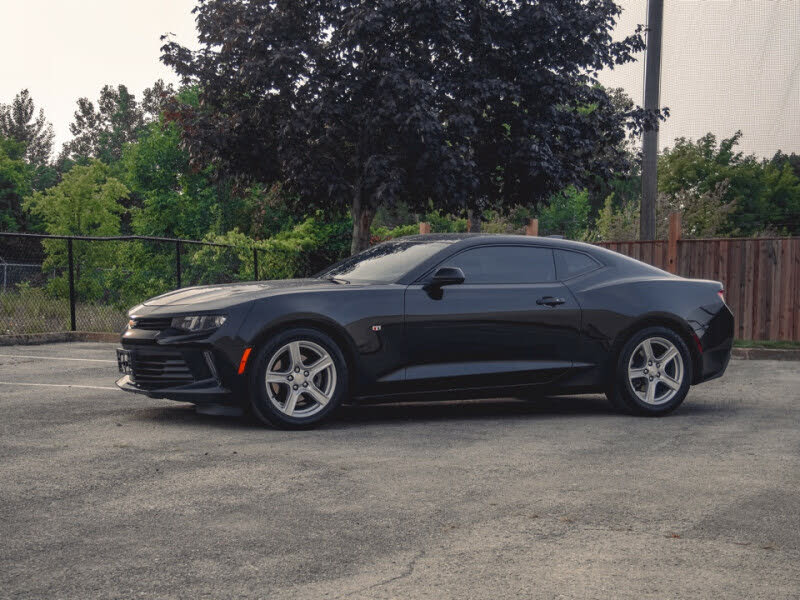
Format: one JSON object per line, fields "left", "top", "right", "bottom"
{"left": 536, "top": 296, "right": 565, "bottom": 307}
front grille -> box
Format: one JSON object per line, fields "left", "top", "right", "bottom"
{"left": 133, "top": 317, "right": 173, "bottom": 331}
{"left": 129, "top": 348, "right": 195, "bottom": 389}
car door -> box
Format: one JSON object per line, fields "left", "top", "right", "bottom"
{"left": 403, "top": 244, "right": 581, "bottom": 391}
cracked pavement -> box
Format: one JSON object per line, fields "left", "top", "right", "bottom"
{"left": 1, "top": 343, "right": 799, "bottom": 599}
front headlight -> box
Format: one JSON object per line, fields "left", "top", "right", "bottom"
{"left": 170, "top": 315, "right": 227, "bottom": 332}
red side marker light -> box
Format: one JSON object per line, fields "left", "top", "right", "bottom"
{"left": 718, "top": 289, "right": 725, "bottom": 303}
{"left": 238, "top": 347, "right": 253, "bottom": 374}
{"left": 691, "top": 332, "right": 703, "bottom": 354}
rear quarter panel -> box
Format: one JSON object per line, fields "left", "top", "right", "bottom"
{"left": 565, "top": 268, "right": 733, "bottom": 386}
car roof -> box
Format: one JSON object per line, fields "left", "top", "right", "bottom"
{"left": 393, "top": 233, "right": 668, "bottom": 283}
{"left": 399, "top": 233, "right": 599, "bottom": 253}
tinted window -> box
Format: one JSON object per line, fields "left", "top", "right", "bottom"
{"left": 442, "top": 246, "right": 555, "bottom": 284}
{"left": 554, "top": 249, "right": 600, "bottom": 279}
{"left": 318, "top": 241, "right": 450, "bottom": 283}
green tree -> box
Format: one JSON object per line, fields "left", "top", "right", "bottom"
{"left": 593, "top": 182, "right": 735, "bottom": 242}
{"left": 537, "top": 187, "right": 591, "bottom": 240}
{"left": 23, "top": 161, "right": 129, "bottom": 302}
{"left": 123, "top": 118, "right": 218, "bottom": 239}
{"left": 658, "top": 132, "right": 800, "bottom": 235}
{"left": 122, "top": 86, "right": 275, "bottom": 240}
{"left": 594, "top": 193, "right": 639, "bottom": 242}
{"left": 0, "top": 89, "right": 54, "bottom": 166}
{"left": 61, "top": 81, "right": 175, "bottom": 166}
{"left": 0, "top": 136, "right": 32, "bottom": 231}
{"left": 162, "top": 0, "right": 654, "bottom": 254}
{"left": 24, "top": 161, "right": 127, "bottom": 236}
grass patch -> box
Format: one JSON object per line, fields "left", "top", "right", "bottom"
{"left": 1, "top": 287, "right": 126, "bottom": 334}
{"left": 734, "top": 339, "right": 800, "bottom": 349}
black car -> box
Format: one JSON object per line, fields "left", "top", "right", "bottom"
{"left": 117, "top": 234, "right": 734, "bottom": 428}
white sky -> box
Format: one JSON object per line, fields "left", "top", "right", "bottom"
{"left": 599, "top": 0, "right": 800, "bottom": 157}
{"left": 1, "top": 0, "right": 797, "bottom": 158}
{"left": 0, "top": 0, "right": 199, "bottom": 151}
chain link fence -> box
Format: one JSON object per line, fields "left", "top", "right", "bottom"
{"left": 0, "top": 233, "right": 263, "bottom": 335}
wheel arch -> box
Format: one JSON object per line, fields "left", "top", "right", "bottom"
{"left": 609, "top": 313, "right": 703, "bottom": 385}
{"left": 247, "top": 314, "right": 359, "bottom": 391}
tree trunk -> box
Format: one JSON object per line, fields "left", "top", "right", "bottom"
{"left": 350, "top": 191, "right": 375, "bottom": 255}
{"left": 468, "top": 209, "right": 482, "bottom": 233}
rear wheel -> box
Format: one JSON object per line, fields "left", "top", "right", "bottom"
{"left": 606, "top": 326, "right": 692, "bottom": 416}
{"left": 249, "top": 328, "right": 348, "bottom": 429}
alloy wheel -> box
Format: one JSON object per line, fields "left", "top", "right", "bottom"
{"left": 265, "top": 340, "right": 337, "bottom": 418}
{"left": 627, "top": 336, "right": 684, "bottom": 406}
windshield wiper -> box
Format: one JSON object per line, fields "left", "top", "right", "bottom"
{"left": 322, "top": 276, "right": 349, "bottom": 284}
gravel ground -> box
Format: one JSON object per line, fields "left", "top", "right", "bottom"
{"left": 1, "top": 343, "right": 798, "bottom": 599}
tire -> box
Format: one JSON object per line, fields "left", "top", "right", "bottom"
{"left": 606, "top": 326, "right": 693, "bottom": 416}
{"left": 248, "top": 327, "right": 348, "bottom": 429}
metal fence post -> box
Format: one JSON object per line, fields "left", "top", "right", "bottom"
{"left": 176, "top": 241, "right": 182, "bottom": 288}
{"left": 253, "top": 247, "right": 259, "bottom": 281}
{"left": 67, "top": 238, "right": 76, "bottom": 331}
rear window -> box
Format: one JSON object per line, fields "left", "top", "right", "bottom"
{"left": 554, "top": 249, "right": 600, "bottom": 279}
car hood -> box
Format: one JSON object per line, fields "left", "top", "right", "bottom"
{"left": 141, "top": 279, "right": 347, "bottom": 308}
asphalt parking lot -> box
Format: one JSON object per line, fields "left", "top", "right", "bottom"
{"left": 1, "top": 343, "right": 799, "bottom": 599}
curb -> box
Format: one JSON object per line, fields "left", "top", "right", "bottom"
{"left": 0, "top": 332, "right": 119, "bottom": 346}
{"left": 731, "top": 347, "right": 800, "bottom": 361}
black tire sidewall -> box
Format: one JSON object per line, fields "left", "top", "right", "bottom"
{"left": 614, "top": 326, "right": 693, "bottom": 416}
{"left": 248, "top": 328, "right": 348, "bottom": 429}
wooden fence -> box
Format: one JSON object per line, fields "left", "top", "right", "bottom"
{"left": 419, "top": 216, "right": 800, "bottom": 341}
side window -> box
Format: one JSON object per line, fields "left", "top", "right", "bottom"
{"left": 442, "top": 246, "right": 555, "bottom": 284}
{"left": 554, "top": 249, "right": 600, "bottom": 279}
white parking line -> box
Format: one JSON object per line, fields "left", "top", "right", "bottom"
{"left": 0, "top": 354, "right": 116, "bottom": 364}
{"left": 0, "top": 381, "right": 117, "bottom": 391}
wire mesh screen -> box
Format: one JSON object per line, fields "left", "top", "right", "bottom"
{"left": 70, "top": 239, "right": 182, "bottom": 333}
{"left": 0, "top": 235, "right": 68, "bottom": 334}
{"left": 600, "top": 0, "right": 800, "bottom": 158}
{"left": 0, "top": 234, "right": 256, "bottom": 336}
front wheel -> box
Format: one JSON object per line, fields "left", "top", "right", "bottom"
{"left": 248, "top": 328, "right": 348, "bottom": 429}
{"left": 606, "top": 326, "right": 692, "bottom": 416}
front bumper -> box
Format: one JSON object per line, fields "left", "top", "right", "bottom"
{"left": 116, "top": 374, "right": 232, "bottom": 403}
{"left": 697, "top": 304, "right": 735, "bottom": 383}
{"left": 116, "top": 332, "right": 243, "bottom": 404}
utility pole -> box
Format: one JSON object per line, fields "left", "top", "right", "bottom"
{"left": 640, "top": 0, "right": 664, "bottom": 241}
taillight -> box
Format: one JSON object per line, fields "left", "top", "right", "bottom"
{"left": 718, "top": 289, "right": 725, "bottom": 303}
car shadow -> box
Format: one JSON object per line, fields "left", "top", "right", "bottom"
{"left": 333, "top": 395, "right": 615, "bottom": 426}
{"left": 135, "top": 394, "right": 629, "bottom": 430}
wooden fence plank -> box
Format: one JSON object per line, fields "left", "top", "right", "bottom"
{"left": 753, "top": 240, "right": 772, "bottom": 340}
{"left": 728, "top": 240, "right": 742, "bottom": 339}
{"left": 779, "top": 240, "right": 794, "bottom": 340}
{"left": 741, "top": 241, "right": 753, "bottom": 340}
{"left": 794, "top": 240, "right": 800, "bottom": 342}
{"left": 659, "top": 241, "right": 668, "bottom": 270}
{"left": 783, "top": 240, "right": 794, "bottom": 340}
{"left": 768, "top": 240, "right": 781, "bottom": 341}
{"left": 719, "top": 240, "right": 728, "bottom": 292}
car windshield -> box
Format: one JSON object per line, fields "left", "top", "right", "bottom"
{"left": 317, "top": 240, "right": 450, "bottom": 283}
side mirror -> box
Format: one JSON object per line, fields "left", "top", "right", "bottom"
{"left": 427, "top": 266, "right": 465, "bottom": 288}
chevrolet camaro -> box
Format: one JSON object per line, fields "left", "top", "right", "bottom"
{"left": 117, "top": 234, "right": 734, "bottom": 428}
